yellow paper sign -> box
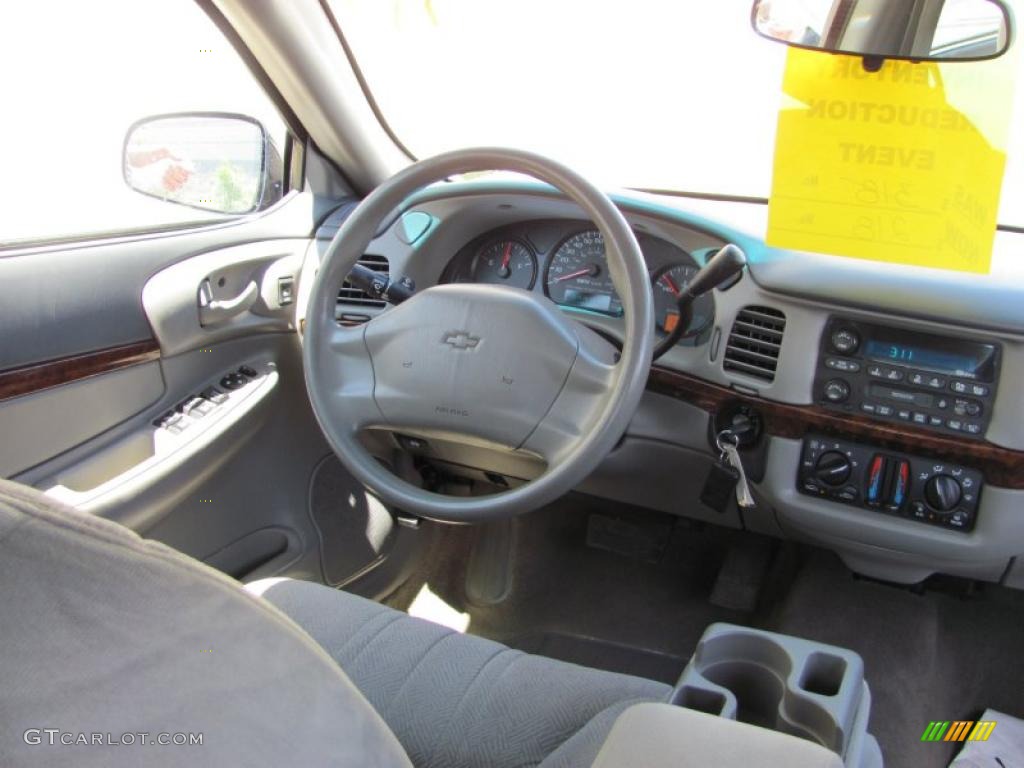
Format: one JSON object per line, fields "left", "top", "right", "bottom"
{"left": 767, "top": 48, "right": 1014, "bottom": 274}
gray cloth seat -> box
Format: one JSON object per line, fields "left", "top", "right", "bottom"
{"left": 249, "top": 577, "right": 672, "bottom": 768}
{"left": 0, "top": 477, "right": 842, "bottom": 768}
{"left": 0, "top": 477, "right": 669, "bottom": 768}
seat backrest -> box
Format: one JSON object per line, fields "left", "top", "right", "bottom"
{"left": 0, "top": 478, "right": 411, "bottom": 768}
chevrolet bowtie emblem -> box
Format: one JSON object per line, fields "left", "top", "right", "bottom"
{"left": 442, "top": 331, "right": 481, "bottom": 350}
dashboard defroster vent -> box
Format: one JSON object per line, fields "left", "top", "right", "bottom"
{"left": 337, "top": 254, "right": 390, "bottom": 311}
{"left": 723, "top": 306, "right": 786, "bottom": 382}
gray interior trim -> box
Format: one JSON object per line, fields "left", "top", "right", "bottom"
{"left": 143, "top": 240, "right": 307, "bottom": 356}
{"left": 762, "top": 437, "right": 1023, "bottom": 583}
{"left": 213, "top": 0, "right": 409, "bottom": 193}
{"left": 0, "top": 193, "right": 322, "bottom": 370}
{"left": 0, "top": 362, "right": 164, "bottom": 478}
{"left": 591, "top": 703, "right": 844, "bottom": 768}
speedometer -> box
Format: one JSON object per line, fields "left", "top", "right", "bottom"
{"left": 652, "top": 263, "right": 714, "bottom": 336}
{"left": 545, "top": 230, "right": 622, "bottom": 316}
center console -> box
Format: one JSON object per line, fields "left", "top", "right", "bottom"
{"left": 814, "top": 316, "right": 1000, "bottom": 438}
{"left": 672, "top": 623, "right": 881, "bottom": 767}
{"left": 804, "top": 318, "right": 997, "bottom": 534}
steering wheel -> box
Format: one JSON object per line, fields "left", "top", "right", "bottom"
{"left": 304, "top": 148, "right": 653, "bottom": 522}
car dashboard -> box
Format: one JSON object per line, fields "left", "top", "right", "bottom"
{"left": 309, "top": 180, "right": 1024, "bottom": 590}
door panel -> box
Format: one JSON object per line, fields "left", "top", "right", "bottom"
{"left": 0, "top": 195, "right": 319, "bottom": 370}
{"left": 0, "top": 360, "right": 164, "bottom": 477}
{"left": 0, "top": 193, "right": 376, "bottom": 584}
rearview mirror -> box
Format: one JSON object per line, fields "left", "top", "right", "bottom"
{"left": 123, "top": 113, "right": 271, "bottom": 215}
{"left": 751, "top": 0, "right": 1012, "bottom": 64}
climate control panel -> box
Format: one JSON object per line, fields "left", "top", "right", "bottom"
{"left": 797, "top": 435, "right": 983, "bottom": 532}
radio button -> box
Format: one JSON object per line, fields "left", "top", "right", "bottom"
{"left": 861, "top": 403, "right": 877, "bottom": 414}
{"left": 964, "top": 422, "right": 982, "bottom": 435}
{"left": 897, "top": 409, "right": 911, "bottom": 421}
{"left": 909, "top": 371, "right": 946, "bottom": 389}
{"left": 868, "top": 365, "right": 905, "bottom": 381}
{"left": 936, "top": 398, "right": 950, "bottom": 410}
{"left": 876, "top": 405, "right": 894, "bottom": 416}
{"left": 825, "top": 357, "right": 861, "bottom": 372}
{"left": 950, "top": 380, "right": 970, "bottom": 394}
{"left": 912, "top": 412, "right": 928, "bottom": 425}
{"left": 947, "top": 419, "right": 963, "bottom": 431}
{"left": 928, "top": 415, "right": 944, "bottom": 427}
{"left": 970, "top": 383, "right": 989, "bottom": 397}
{"left": 954, "top": 399, "right": 982, "bottom": 418}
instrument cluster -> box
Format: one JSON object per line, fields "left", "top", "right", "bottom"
{"left": 441, "top": 220, "right": 717, "bottom": 343}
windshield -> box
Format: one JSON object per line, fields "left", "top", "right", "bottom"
{"left": 329, "top": 0, "right": 1024, "bottom": 227}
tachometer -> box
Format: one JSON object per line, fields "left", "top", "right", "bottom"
{"left": 652, "top": 263, "right": 714, "bottom": 336}
{"left": 545, "top": 230, "right": 621, "bottom": 316}
{"left": 471, "top": 238, "right": 537, "bottom": 289}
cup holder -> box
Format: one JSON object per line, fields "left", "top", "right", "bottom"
{"left": 702, "top": 660, "right": 789, "bottom": 729}
{"left": 799, "top": 652, "right": 847, "bottom": 697}
{"left": 673, "top": 685, "right": 728, "bottom": 716}
{"left": 672, "top": 624, "right": 867, "bottom": 758}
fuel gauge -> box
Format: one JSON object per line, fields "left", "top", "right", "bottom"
{"left": 471, "top": 238, "right": 537, "bottom": 290}
{"left": 652, "top": 263, "right": 714, "bottom": 336}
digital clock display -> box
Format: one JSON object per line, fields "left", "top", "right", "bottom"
{"left": 863, "top": 333, "right": 996, "bottom": 380}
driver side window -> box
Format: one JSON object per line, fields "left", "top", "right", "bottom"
{"left": 0, "top": 0, "right": 291, "bottom": 248}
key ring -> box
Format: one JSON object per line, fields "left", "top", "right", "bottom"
{"left": 715, "top": 429, "right": 739, "bottom": 457}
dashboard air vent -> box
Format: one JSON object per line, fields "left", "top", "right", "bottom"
{"left": 337, "top": 254, "right": 390, "bottom": 309}
{"left": 723, "top": 306, "right": 786, "bottom": 382}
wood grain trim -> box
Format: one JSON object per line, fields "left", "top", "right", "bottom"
{"left": 648, "top": 366, "right": 1024, "bottom": 489}
{"left": 0, "top": 340, "right": 161, "bottom": 403}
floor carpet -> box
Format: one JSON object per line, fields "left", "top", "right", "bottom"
{"left": 385, "top": 495, "right": 1024, "bottom": 768}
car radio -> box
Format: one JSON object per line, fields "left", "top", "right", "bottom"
{"left": 813, "top": 317, "right": 1000, "bottom": 439}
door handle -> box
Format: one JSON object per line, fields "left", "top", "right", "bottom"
{"left": 199, "top": 279, "right": 259, "bottom": 326}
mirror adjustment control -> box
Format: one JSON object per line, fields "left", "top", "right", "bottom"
{"left": 220, "top": 372, "right": 246, "bottom": 390}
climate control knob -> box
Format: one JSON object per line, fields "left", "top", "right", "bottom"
{"left": 823, "top": 379, "right": 851, "bottom": 403}
{"left": 815, "top": 451, "right": 852, "bottom": 486}
{"left": 925, "top": 474, "right": 962, "bottom": 512}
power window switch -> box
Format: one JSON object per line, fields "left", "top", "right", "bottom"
{"left": 201, "top": 386, "right": 229, "bottom": 405}
{"left": 183, "top": 397, "right": 215, "bottom": 418}
{"left": 238, "top": 365, "right": 259, "bottom": 379}
{"left": 154, "top": 411, "right": 186, "bottom": 434}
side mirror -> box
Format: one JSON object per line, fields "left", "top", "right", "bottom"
{"left": 751, "top": 0, "right": 1012, "bottom": 64}
{"left": 123, "top": 113, "right": 278, "bottom": 215}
